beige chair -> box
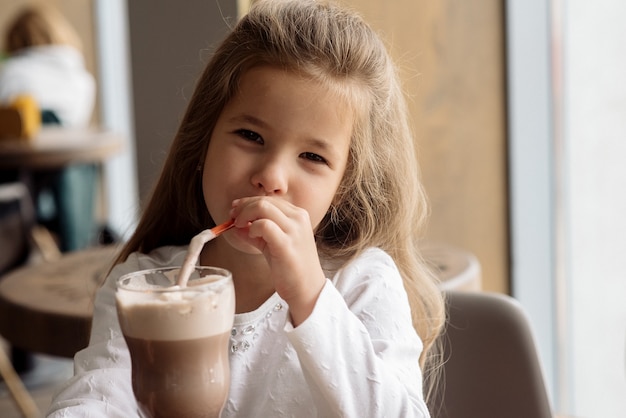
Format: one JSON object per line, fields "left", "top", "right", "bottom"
{"left": 427, "top": 291, "right": 554, "bottom": 418}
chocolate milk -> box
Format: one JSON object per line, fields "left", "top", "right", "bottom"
{"left": 116, "top": 269, "right": 235, "bottom": 418}
{"left": 125, "top": 333, "right": 230, "bottom": 417}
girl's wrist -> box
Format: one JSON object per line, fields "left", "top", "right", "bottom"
{"left": 285, "top": 277, "right": 326, "bottom": 327}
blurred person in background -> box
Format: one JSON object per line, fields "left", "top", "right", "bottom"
{"left": 0, "top": 4, "right": 98, "bottom": 253}
{"left": 0, "top": 3, "right": 94, "bottom": 125}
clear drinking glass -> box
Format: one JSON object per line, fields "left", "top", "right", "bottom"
{"left": 116, "top": 266, "right": 235, "bottom": 418}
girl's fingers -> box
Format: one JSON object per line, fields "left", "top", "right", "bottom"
{"left": 231, "top": 196, "right": 313, "bottom": 258}
{"left": 231, "top": 196, "right": 305, "bottom": 231}
{"left": 247, "top": 219, "right": 285, "bottom": 255}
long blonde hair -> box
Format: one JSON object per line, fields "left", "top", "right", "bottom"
{"left": 117, "top": 0, "right": 444, "bottom": 381}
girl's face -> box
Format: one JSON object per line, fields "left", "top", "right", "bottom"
{"left": 202, "top": 66, "right": 353, "bottom": 254}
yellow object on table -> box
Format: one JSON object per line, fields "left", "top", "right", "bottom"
{"left": 0, "top": 95, "right": 41, "bottom": 140}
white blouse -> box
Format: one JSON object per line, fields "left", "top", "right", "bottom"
{"left": 47, "top": 246, "right": 430, "bottom": 417}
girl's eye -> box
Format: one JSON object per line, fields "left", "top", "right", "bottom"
{"left": 236, "top": 129, "right": 263, "bottom": 144}
{"left": 300, "top": 152, "right": 327, "bottom": 164}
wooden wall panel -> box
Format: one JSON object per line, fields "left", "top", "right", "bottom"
{"left": 342, "top": 0, "right": 509, "bottom": 293}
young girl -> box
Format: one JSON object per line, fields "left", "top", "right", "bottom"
{"left": 48, "top": 0, "right": 445, "bottom": 416}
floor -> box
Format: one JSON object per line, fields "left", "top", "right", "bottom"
{"left": 0, "top": 339, "right": 73, "bottom": 418}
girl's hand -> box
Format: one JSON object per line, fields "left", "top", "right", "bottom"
{"left": 230, "top": 196, "right": 326, "bottom": 326}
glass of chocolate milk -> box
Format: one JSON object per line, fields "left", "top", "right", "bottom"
{"left": 116, "top": 266, "right": 235, "bottom": 418}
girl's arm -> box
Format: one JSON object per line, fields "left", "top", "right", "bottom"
{"left": 285, "top": 248, "right": 431, "bottom": 418}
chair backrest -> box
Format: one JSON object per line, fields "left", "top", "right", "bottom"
{"left": 0, "top": 183, "right": 34, "bottom": 275}
{"left": 427, "top": 291, "right": 554, "bottom": 418}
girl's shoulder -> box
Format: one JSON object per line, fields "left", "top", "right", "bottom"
{"left": 137, "top": 245, "right": 187, "bottom": 268}
{"left": 134, "top": 245, "right": 188, "bottom": 269}
{"left": 109, "top": 245, "right": 187, "bottom": 281}
{"left": 322, "top": 246, "right": 396, "bottom": 273}
{"left": 324, "top": 246, "right": 402, "bottom": 292}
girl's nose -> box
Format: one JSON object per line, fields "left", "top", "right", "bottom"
{"left": 250, "top": 159, "right": 288, "bottom": 195}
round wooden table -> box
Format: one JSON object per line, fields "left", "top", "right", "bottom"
{"left": 0, "top": 246, "right": 119, "bottom": 358}
{"left": 0, "top": 127, "right": 124, "bottom": 169}
{"left": 0, "top": 243, "right": 481, "bottom": 359}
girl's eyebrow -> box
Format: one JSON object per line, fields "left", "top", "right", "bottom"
{"left": 228, "top": 113, "right": 268, "bottom": 129}
{"left": 304, "top": 137, "right": 335, "bottom": 153}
